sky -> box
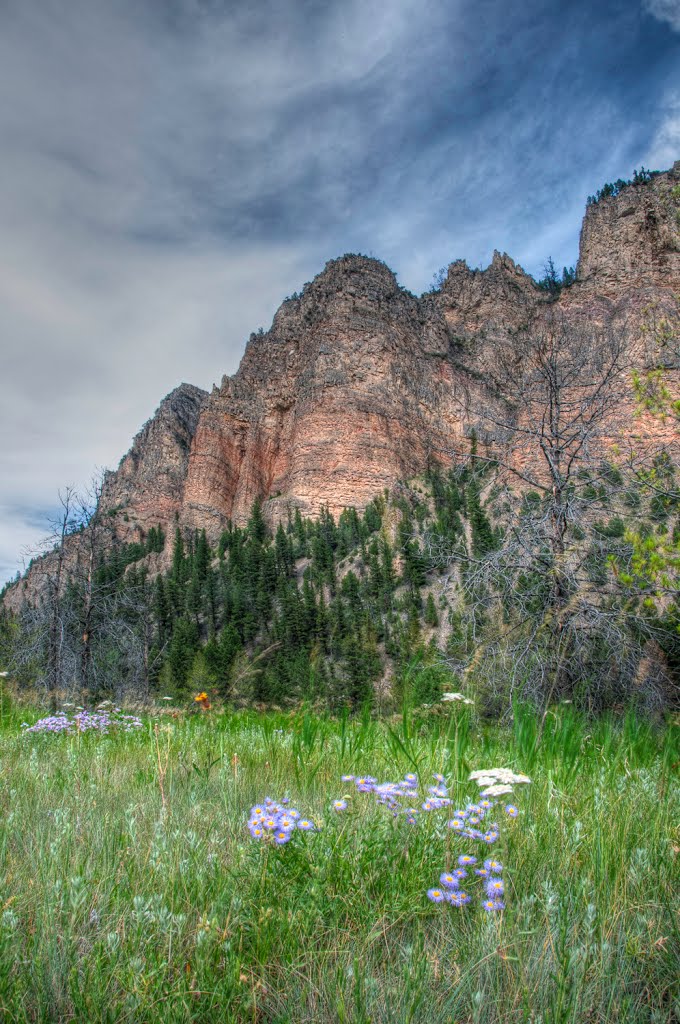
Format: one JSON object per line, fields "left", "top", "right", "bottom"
{"left": 1, "top": 0, "right": 679, "bottom": 584}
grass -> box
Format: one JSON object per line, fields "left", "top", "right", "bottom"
{"left": 0, "top": 703, "right": 677, "bottom": 1022}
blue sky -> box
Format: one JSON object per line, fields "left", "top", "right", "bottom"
{"left": 1, "top": 0, "right": 679, "bottom": 583}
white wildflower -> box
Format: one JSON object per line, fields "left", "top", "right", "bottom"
{"left": 468, "top": 767, "right": 531, "bottom": 786}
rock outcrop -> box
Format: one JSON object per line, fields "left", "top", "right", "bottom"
{"left": 99, "top": 383, "right": 207, "bottom": 541}
{"left": 5, "top": 163, "right": 679, "bottom": 604}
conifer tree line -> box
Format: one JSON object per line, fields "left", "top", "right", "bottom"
{"left": 1, "top": 449, "right": 678, "bottom": 714}
{"left": 2, "top": 306, "right": 678, "bottom": 714}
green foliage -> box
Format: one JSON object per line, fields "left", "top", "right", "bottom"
{"left": 586, "top": 167, "right": 658, "bottom": 206}
{"left": 5, "top": 455, "right": 678, "bottom": 712}
{"left": 424, "top": 592, "right": 439, "bottom": 627}
{"left": 536, "top": 257, "right": 576, "bottom": 296}
{"left": 167, "top": 618, "right": 199, "bottom": 690}
{"left": 0, "top": 709, "right": 676, "bottom": 1022}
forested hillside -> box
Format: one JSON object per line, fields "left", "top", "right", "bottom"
{"left": 3, "top": 448, "right": 678, "bottom": 713}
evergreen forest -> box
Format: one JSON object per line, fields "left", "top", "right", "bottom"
{"left": 2, "top": 451, "right": 678, "bottom": 716}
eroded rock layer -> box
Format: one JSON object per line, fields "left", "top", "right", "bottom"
{"left": 5, "top": 162, "right": 680, "bottom": 606}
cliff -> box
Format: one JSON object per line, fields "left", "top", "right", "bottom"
{"left": 99, "top": 383, "right": 207, "bottom": 539}
{"left": 5, "top": 162, "right": 679, "bottom": 606}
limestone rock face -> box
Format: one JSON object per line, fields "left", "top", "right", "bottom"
{"left": 99, "top": 383, "right": 207, "bottom": 547}
{"left": 437, "top": 250, "right": 542, "bottom": 343}
{"left": 577, "top": 162, "right": 680, "bottom": 291}
{"left": 4, "top": 164, "right": 679, "bottom": 605}
{"left": 181, "top": 255, "right": 464, "bottom": 533}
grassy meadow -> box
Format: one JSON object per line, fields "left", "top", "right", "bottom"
{"left": 0, "top": 703, "right": 678, "bottom": 1023}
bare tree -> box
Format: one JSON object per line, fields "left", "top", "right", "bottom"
{"left": 9, "top": 471, "right": 119, "bottom": 704}
{"left": 430, "top": 313, "right": 675, "bottom": 713}
{"left": 21, "top": 485, "right": 82, "bottom": 708}
{"left": 72, "top": 472, "right": 108, "bottom": 694}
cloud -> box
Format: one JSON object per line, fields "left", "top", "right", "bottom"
{"left": 644, "top": 91, "right": 680, "bottom": 168}
{"left": 643, "top": 0, "right": 680, "bottom": 32}
{"left": 1, "top": 0, "right": 679, "bottom": 583}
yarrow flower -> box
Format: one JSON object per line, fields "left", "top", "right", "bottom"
{"left": 468, "top": 767, "right": 531, "bottom": 797}
{"left": 481, "top": 784, "right": 514, "bottom": 797}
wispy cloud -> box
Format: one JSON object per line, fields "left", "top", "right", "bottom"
{"left": 645, "top": 91, "right": 680, "bottom": 167}
{"left": 1, "top": 0, "right": 678, "bottom": 583}
{"left": 643, "top": 0, "right": 680, "bottom": 32}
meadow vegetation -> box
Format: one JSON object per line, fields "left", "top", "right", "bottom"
{"left": 0, "top": 701, "right": 677, "bottom": 1023}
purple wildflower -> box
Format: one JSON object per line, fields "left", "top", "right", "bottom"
{"left": 446, "top": 890, "right": 471, "bottom": 906}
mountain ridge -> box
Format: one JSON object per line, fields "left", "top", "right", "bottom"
{"left": 4, "top": 161, "right": 679, "bottom": 612}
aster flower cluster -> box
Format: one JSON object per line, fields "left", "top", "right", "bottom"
{"left": 247, "top": 797, "right": 319, "bottom": 846}
{"left": 423, "top": 767, "right": 528, "bottom": 913}
{"left": 22, "top": 708, "right": 143, "bottom": 735}
{"left": 446, "top": 797, "right": 502, "bottom": 844}
{"left": 333, "top": 771, "right": 454, "bottom": 824}
{"left": 428, "top": 856, "right": 506, "bottom": 912}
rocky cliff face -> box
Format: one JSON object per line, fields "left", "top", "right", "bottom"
{"left": 577, "top": 165, "right": 680, "bottom": 291}
{"left": 99, "top": 383, "right": 207, "bottom": 542}
{"left": 5, "top": 162, "right": 679, "bottom": 604}
{"left": 181, "top": 255, "right": 465, "bottom": 532}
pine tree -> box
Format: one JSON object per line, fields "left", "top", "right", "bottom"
{"left": 171, "top": 528, "right": 186, "bottom": 584}
{"left": 425, "top": 592, "right": 439, "bottom": 627}
{"left": 167, "top": 617, "right": 199, "bottom": 690}
{"left": 248, "top": 499, "right": 267, "bottom": 546}
{"left": 194, "top": 529, "right": 210, "bottom": 582}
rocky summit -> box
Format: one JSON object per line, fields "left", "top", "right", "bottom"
{"left": 5, "top": 162, "right": 680, "bottom": 607}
